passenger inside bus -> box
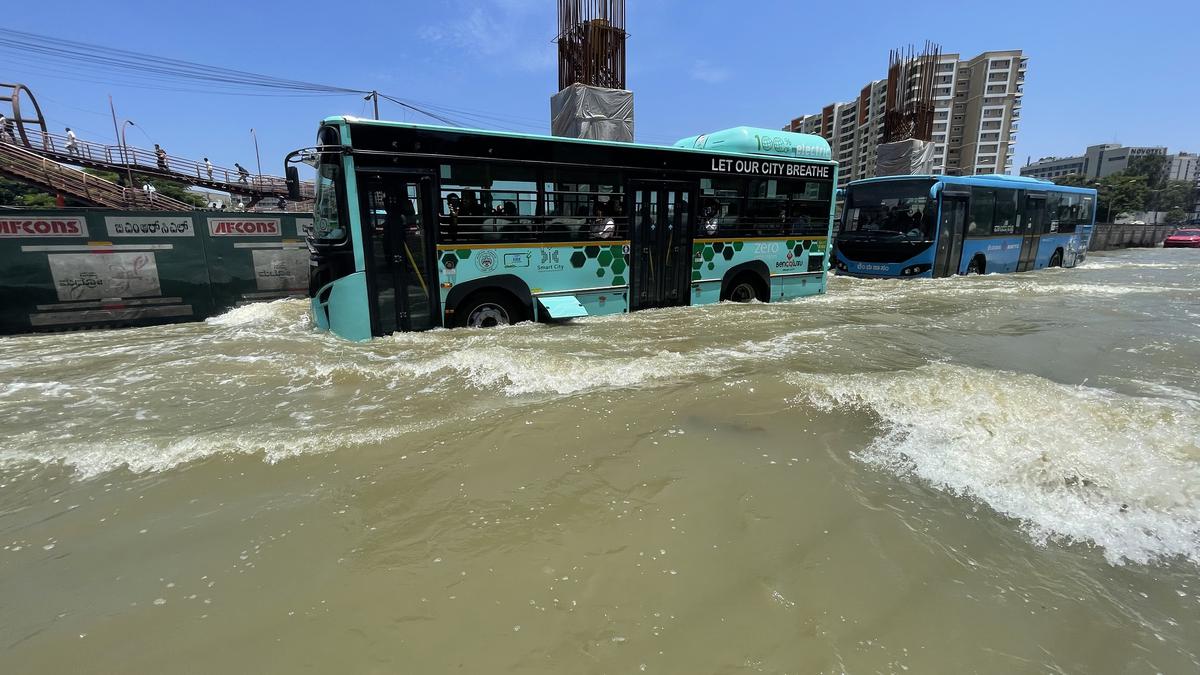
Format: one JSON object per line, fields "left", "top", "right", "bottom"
{"left": 700, "top": 198, "right": 721, "bottom": 236}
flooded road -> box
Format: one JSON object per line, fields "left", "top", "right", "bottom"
{"left": 2, "top": 247, "right": 1198, "bottom": 673}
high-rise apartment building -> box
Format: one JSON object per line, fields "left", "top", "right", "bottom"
{"left": 783, "top": 50, "right": 1026, "bottom": 181}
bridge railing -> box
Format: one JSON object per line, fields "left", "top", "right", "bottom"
{"left": 0, "top": 140, "right": 192, "bottom": 209}
{"left": 6, "top": 128, "right": 313, "bottom": 199}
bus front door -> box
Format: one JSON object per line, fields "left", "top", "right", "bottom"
{"left": 933, "top": 196, "right": 968, "bottom": 277}
{"left": 1017, "top": 195, "right": 1045, "bottom": 272}
{"left": 629, "top": 183, "right": 693, "bottom": 311}
{"left": 359, "top": 171, "right": 439, "bottom": 334}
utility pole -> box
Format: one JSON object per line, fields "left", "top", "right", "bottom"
{"left": 251, "top": 128, "right": 262, "bottom": 185}
{"left": 108, "top": 95, "right": 122, "bottom": 164}
{"left": 121, "top": 120, "right": 136, "bottom": 192}
{"left": 365, "top": 91, "right": 379, "bottom": 120}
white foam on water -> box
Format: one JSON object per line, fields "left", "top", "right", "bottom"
{"left": 1079, "top": 260, "right": 1184, "bottom": 271}
{"left": 0, "top": 419, "right": 442, "bottom": 479}
{"left": 204, "top": 298, "right": 310, "bottom": 330}
{"left": 387, "top": 329, "right": 829, "bottom": 396}
{"left": 791, "top": 363, "right": 1200, "bottom": 566}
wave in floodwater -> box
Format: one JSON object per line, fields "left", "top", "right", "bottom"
{"left": 0, "top": 298, "right": 839, "bottom": 478}
{"left": 3, "top": 247, "right": 1199, "bottom": 570}
{"left": 792, "top": 362, "right": 1200, "bottom": 566}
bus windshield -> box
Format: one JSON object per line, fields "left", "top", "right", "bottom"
{"left": 311, "top": 158, "right": 345, "bottom": 243}
{"left": 842, "top": 179, "right": 936, "bottom": 241}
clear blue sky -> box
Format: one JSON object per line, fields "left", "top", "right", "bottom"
{"left": 2, "top": 0, "right": 1195, "bottom": 178}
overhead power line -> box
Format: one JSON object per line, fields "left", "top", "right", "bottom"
{"left": 0, "top": 27, "right": 548, "bottom": 131}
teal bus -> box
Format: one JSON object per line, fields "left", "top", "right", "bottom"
{"left": 833, "top": 174, "right": 1098, "bottom": 278}
{"left": 287, "top": 119, "right": 836, "bottom": 340}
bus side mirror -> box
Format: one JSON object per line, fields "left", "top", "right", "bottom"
{"left": 286, "top": 165, "right": 301, "bottom": 201}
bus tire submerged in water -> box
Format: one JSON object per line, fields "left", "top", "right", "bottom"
{"left": 1049, "top": 249, "right": 1063, "bottom": 267}
{"left": 966, "top": 255, "right": 986, "bottom": 275}
{"left": 455, "top": 290, "right": 526, "bottom": 328}
{"left": 722, "top": 272, "right": 767, "bottom": 303}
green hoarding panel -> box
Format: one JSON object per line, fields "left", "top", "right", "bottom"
{"left": 0, "top": 210, "right": 214, "bottom": 334}
{"left": 0, "top": 209, "right": 314, "bottom": 336}
{"left": 201, "top": 214, "right": 310, "bottom": 311}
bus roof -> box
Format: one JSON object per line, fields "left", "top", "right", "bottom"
{"left": 325, "top": 116, "right": 834, "bottom": 164}
{"left": 846, "top": 173, "right": 1098, "bottom": 195}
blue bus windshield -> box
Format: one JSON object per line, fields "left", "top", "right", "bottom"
{"left": 842, "top": 179, "right": 936, "bottom": 241}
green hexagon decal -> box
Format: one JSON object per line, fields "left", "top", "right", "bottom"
{"left": 441, "top": 253, "right": 457, "bottom": 269}
{"left": 570, "top": 251, "right": 587, "bottom": 268}
{"left": 612, "top": 275, "right": 626, "bottom": 286}
{"left": 702, "top": 246, "right": 715, "bottom": 261}
{"left": 584, "top": 245, "right": 601, "bottom": 259}
{"left": 597, "top": 249, "right": 613, "bottom": 266}
{"left": 455, "top": 248, "right": 472, "bottom": 259}
{"left": 722, "top": 247, "right": 734, "bottom": 261}
{"left": 596, "top": 268, "right": 605, "bottom": 277}
{"left": 732, "top": 241, "right": 744, "bottom": 251}
{"left": 611, "top": 258, "right": 626, "bottom": 274}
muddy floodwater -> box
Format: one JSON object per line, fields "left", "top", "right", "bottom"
{"left": 1, "top": 248, "right": 1198, "bottom": 673}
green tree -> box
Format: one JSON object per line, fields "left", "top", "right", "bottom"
{"left": 0, "top": 176, "right": 51, "bottom": 205}
{"left": 83, "top": 168, "right": 207, "bottom": 208}
{"left": 1165, "top": 208, "right": 1187, "bottom": 225}
{"left": 1126, "top": 154, "right": 1170, "bottom": 190}
{"left": 1158, "top": 180, "right": 1196, "bottom": 212}
{"left": 0, "top": 176, "right": 95, "bottom": 207}
{"left": 1097, "top": 173, "right": 1148, "bottom": 221}
{"left": 17, "top": 192, "right": 57, "bottom": 207}
{"left": 1054, "top": 173, "right": 1094, "bottom": 188}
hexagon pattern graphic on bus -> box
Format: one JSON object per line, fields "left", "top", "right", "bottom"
{"left": 692, "top": 241, "right": 747, "bottom": 280}
{"left": 690, "top": 239, "right": 827, "bottom": 280}
{"left": 569, "top": 244, "right": 627, "bottom": 286}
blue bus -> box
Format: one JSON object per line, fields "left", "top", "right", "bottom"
{"left": 287, "top": 119, "right": 837, "bottom": 340}
{"left": 833, "top": 174, "right": 1098, "bottom": 278}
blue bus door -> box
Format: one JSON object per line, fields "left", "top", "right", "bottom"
{"left": 359, "top": 171, "right": 439, "bottom": 334}
{"left": 933, "top": 196, "right": 968, "bottom": 277}
{"left": 1017, "top": 194, "right": 1045, "bottom": 272}
{"left": 629, "top": 183, "right": 694, "bottom": 310}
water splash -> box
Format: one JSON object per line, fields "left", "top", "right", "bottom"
{"left": 793, "top": 363, "right": 1200, "bottom": 566}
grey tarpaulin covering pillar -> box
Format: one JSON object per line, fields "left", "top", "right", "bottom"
{"left": 875, "top": 139, "right": 936, "bottom": 176}
{"left": 550, "top": 83, "right": 634, "bottom": 142}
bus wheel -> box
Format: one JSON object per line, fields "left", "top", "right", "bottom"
{"left": 722, "top": 273, "right": 766, "bottom": 303}
{"left": 456, "top": 291, "right": 524, "bottom": 328}
{"left": 966, "top": 255, "right": 985, "bottom": 275}
{"left": 1049, "top": 250, "right": 1063, "bottom": 267}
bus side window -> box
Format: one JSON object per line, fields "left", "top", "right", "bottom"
{"left": 1045, "top": 192, "right": 1061, "bottom": 233}
{"left": 969, "top": 187, "right": 995, "bottom": 235}
{"left": 441, "top": 163, "right": 539, "bottom": 243}
{"left": 699, "top": 177, "right": 745, "bottom": 237}
{"left": 1081, "top": 195, "right": 1096, "bottom": 225}
{"left": 993, "top": 190, "right": 1018, "bottom": 235}
{"left": 544, "top": 168, "right": 625, "bottom": 242}
{"left": 1058, "top": 194, "right": 1080, "bottom": 233}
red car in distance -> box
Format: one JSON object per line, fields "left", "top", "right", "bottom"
{"left": 1164, "top": 228, "right": 1200, "bottom": 248}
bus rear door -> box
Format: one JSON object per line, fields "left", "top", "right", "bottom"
{"left": 358, "top": 170, "right": 440, "bottom": 334}
{"left": 933, "top": 194, "right": 968, "bottom": 277}
{"left": 1018, "top": 193, "right": 1045, "bottom": 272}
{"left": 629, "top": 182, "right": 694, "bottom": 310}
